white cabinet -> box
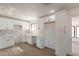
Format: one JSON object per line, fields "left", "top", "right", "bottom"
{"left": 32, "top": 36, "right": 36, "bottom": 45}
{"left": 0, "top": 30, "right": 16, "bottom": 49}
{"left": 0, "top": 36, "right": 15, "bottom": 49}
{"left": 44, "top": 22, "right": 55, "bottom": 49}
{"left": 26, "top": 35, "right": 32, "bottom": 44}
{"left": 25, "top": 35, "right": 36, "bottom": 45}
{"left": 36, "top": 36, "right": 45, "bottom": 49}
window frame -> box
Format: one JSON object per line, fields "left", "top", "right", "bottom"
{"left": 76, "top": 25, "right": 79, "bottom": 38}
{"left": 72, "top": 26, "right": 75, "bottom": 38}
{"left": 31, "top": 23, "right": 37, "bottom": 34}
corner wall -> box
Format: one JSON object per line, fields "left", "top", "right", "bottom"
{"left": 55, "top": 9, "right": 72, "bottom": 56}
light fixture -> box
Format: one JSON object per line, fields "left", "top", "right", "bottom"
{"left": 50, "top": 10, "right": 54, "bottom": 13}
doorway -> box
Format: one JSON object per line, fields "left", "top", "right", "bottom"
{"left": 72, "top": 17, "right": 79, "bottom": 56}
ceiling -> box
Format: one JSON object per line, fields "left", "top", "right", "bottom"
{"left": 0, "top": 3, "right": 79, "bottom": 22}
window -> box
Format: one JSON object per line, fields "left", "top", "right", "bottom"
{"left": 77, "top": 26, "right": 79, "bottom": 38}
{"left": 31, "top": 23, "right": 37, "bottom": 34}
{"left": 72, "top": 26, "right": 75, "bottom": 38}
{"left": 72, "top": 25, "right": 79, "bottom": 39}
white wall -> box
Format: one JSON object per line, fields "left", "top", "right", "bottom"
{"left": 65, "top": 10, "right": 72, "bottom": 55}
{"left": 72, "top": 16, "right": 79, "bottom": 26}
{"left": 55, "top": 10, "right": 66, "bottom": 56}
{"left": 55, "top": 9, "right": 72, "bottom": 56}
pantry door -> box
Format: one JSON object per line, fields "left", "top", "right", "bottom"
{"left": 44, "top": 22, "right": 55, "bottom": 49}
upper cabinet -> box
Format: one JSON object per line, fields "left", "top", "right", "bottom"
{"left": 0, "top": 17, "right": 16, "bottom": 30}
{"left": 0, "top": 17, "right": 30, "bottom": 30}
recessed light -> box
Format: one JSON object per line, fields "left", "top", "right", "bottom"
{"left": 50, "top": 10, "right": 54, "bottom": 13}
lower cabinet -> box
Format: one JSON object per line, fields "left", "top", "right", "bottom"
{"left": 25, "top": 35, "right": 36, "bottom": 45}
{"left": 36, "top": 36, "right": 45, "bottom": 49}
{"left": 0, "top": 37, "right": 15, "bottom": 49}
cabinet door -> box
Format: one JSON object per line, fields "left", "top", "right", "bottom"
{"left": 44, "top": 22, "right": 55, "bottom": 49}
{"left": 26, "top": 35, "right": 32, "bottom": 44}
{"left": 14, "top": 25, "right": 22, "bottom": 30}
